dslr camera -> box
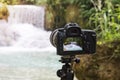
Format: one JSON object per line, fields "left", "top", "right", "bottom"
{"left": 50, "top": 23, "right": 96, "bottom": 56}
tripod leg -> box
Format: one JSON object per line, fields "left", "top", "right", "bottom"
{"left": 66, "top": 71, "right": 74, "bottom": 80}
{"left": 61, "top": 77, "right": 66, "bottom": 80}
{"left": 61, "top": 71, "right": 74, "bottom": 80}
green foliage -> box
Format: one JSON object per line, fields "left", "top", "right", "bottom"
{"left": 89, "top": 0, "right": 120, "bottom": 42}
{"left": 45, "top": 0, "right": 93, "bottom": 30}
{"left": 46, "top": 0, "right": 68, "bottom": 29}
{"left": 112, "top": 0, "right": 120, "bottom": 4}
{"left": 0, "top": 0, "right": 11, "bottom": 4}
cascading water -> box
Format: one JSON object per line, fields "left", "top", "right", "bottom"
{"left": 8, "top": 5, "right": 45, "bottom": 28}
{"left": 0, "top": 5, "right": 60, "bottom": 80}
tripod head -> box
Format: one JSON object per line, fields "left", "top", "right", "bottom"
{"left": 57, "top": 56, "right": 80, "bottom": 80}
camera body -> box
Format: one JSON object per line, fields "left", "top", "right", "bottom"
{"left": 50, "top": 23, "right": 96, "bottom": 56}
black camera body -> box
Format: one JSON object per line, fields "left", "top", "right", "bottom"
{"left": 50, "top": 23, "right": 96, "bottom": 56}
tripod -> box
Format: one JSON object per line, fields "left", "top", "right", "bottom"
{"left": 57, "top": 56, "right": 80, "bottom": 80}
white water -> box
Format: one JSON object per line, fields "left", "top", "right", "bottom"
{"left": 8, "top": 5, "right": 45, "bottom": 28}
{"left": 0, "top": 5, "right": 62, "bottom": 80}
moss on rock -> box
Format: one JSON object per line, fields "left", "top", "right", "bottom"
{"left": 73, "top": 40, "right": 120, "bottom": 80}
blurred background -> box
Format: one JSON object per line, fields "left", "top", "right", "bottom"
{"left": 0, "top": 0, "right": 120, "bottom": 80}
{"left": 1, "top": 0, "right": 120, "bottom": 41}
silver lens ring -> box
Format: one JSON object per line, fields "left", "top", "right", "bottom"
{"left": 50, "top": 29, "right": 58, "bottom": 47}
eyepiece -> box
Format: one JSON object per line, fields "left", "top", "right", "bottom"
{"left": 65, "top": 23, "right": 81, "bottom": 37}
{"left": 66, "top": 27, "right": 81, "bottom": 36}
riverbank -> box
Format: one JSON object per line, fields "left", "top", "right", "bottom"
{"left": 73, "top": 40, "right": 120, "bottom": 80}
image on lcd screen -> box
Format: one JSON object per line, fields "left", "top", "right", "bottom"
{"left": 63, "top": 37, "right": 83, "bottom": 51}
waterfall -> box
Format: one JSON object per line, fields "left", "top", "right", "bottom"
{"left": 8, "top": 5, "right": 45, "bottom": 28}
{"left": 0, "top": 5, "right": 52, "bottom": 48}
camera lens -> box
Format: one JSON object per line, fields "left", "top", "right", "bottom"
{"left": 50, "top": 29, "right": 58, "bottom": 47}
